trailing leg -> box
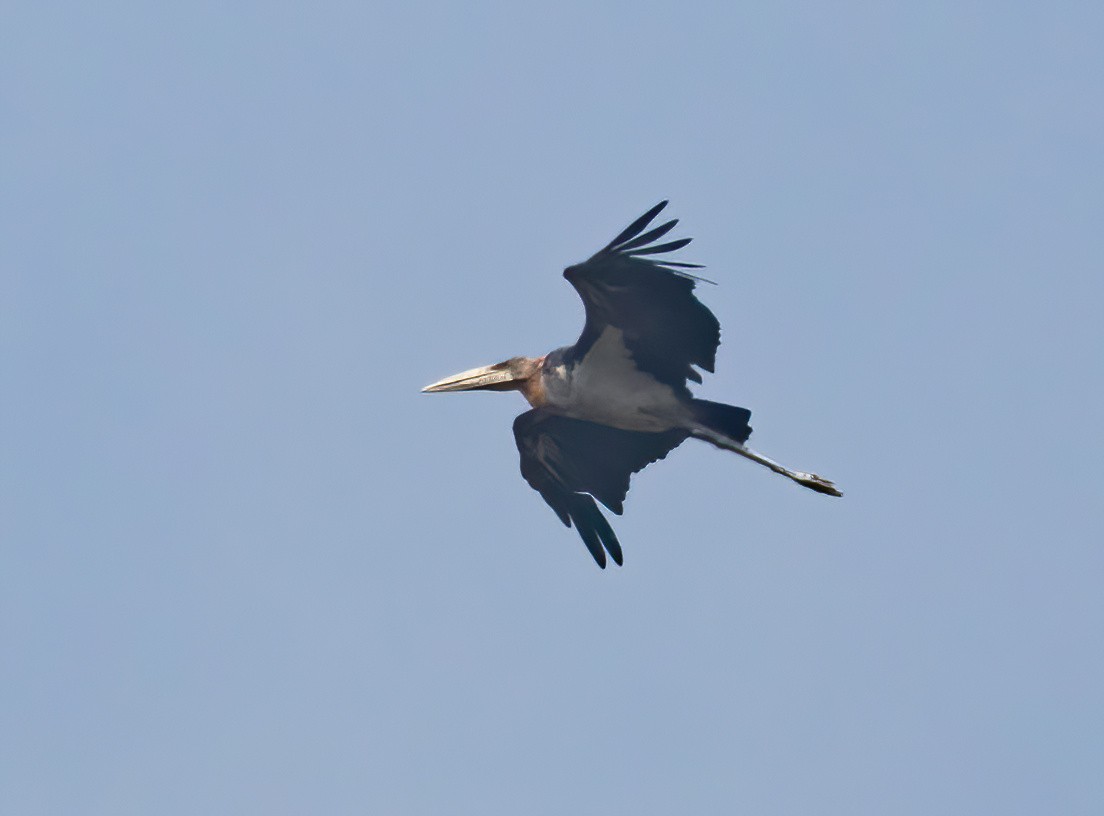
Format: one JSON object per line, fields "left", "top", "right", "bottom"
{"left": 690, "top": 399, "right": 841, "bottom": 496}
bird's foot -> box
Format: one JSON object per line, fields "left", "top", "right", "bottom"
{"left": 793, "top": 472, "right": 843, "bottom": 497}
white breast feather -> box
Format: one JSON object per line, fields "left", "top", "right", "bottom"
{"left": 547, "top": 328, "right": 686, "bottom": 432}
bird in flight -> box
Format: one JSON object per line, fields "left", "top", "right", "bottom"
{"left": 423, "top": 202, "right": 840, "bottom": 567}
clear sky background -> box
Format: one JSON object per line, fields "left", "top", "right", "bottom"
{"left": 3, "top": 3, "right": 1102, "bottom": 814}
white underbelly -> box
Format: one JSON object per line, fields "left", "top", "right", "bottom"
{"left": 545, "top": 328, "right": 689, "bottom": 432}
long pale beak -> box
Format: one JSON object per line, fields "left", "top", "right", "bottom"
{"left": 422, "top": 363, "right": 521, "bottom": 393}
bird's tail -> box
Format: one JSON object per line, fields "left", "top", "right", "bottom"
{"left": 690, "top": 399, "right": 842, "bottom": 497}
{"left": 691, "top": 399, "right": 753, "bottom": 445}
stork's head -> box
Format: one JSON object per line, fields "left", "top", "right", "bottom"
{"left": 422, "top": 356, "right": 546, "bottom": 405}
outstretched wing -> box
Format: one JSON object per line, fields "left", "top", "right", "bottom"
{"left": 563, "top": 201, "right": 722, "bottom": 396}
{"left": 513, "top": 409, "right": 688, "bottom": 568}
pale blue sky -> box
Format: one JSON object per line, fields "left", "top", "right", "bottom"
{"left": 3, "top": 3, "right": 1102, "bottom": 814}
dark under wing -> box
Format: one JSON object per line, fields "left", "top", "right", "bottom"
{"left": 563, "top": 201, "right": 722, "bottom": 396}
{"left": 513, "top": 409, "right": 689, "bottom": 568}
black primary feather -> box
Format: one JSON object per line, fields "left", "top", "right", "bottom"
{"left": 628, "top": 237, "right": 693, "bottom": 256}
{"left": 616, "top": 219, "right": 678, "bottom": 252}
{"left": 606, "top": 200, "right": 669, "bottom": 249}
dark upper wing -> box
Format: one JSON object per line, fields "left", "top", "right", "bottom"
{"left": 563, "top": 201, "right": 721, "bottom": 394}
{"left": 513, "top": 409, "right": 688, "bottom": 568}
